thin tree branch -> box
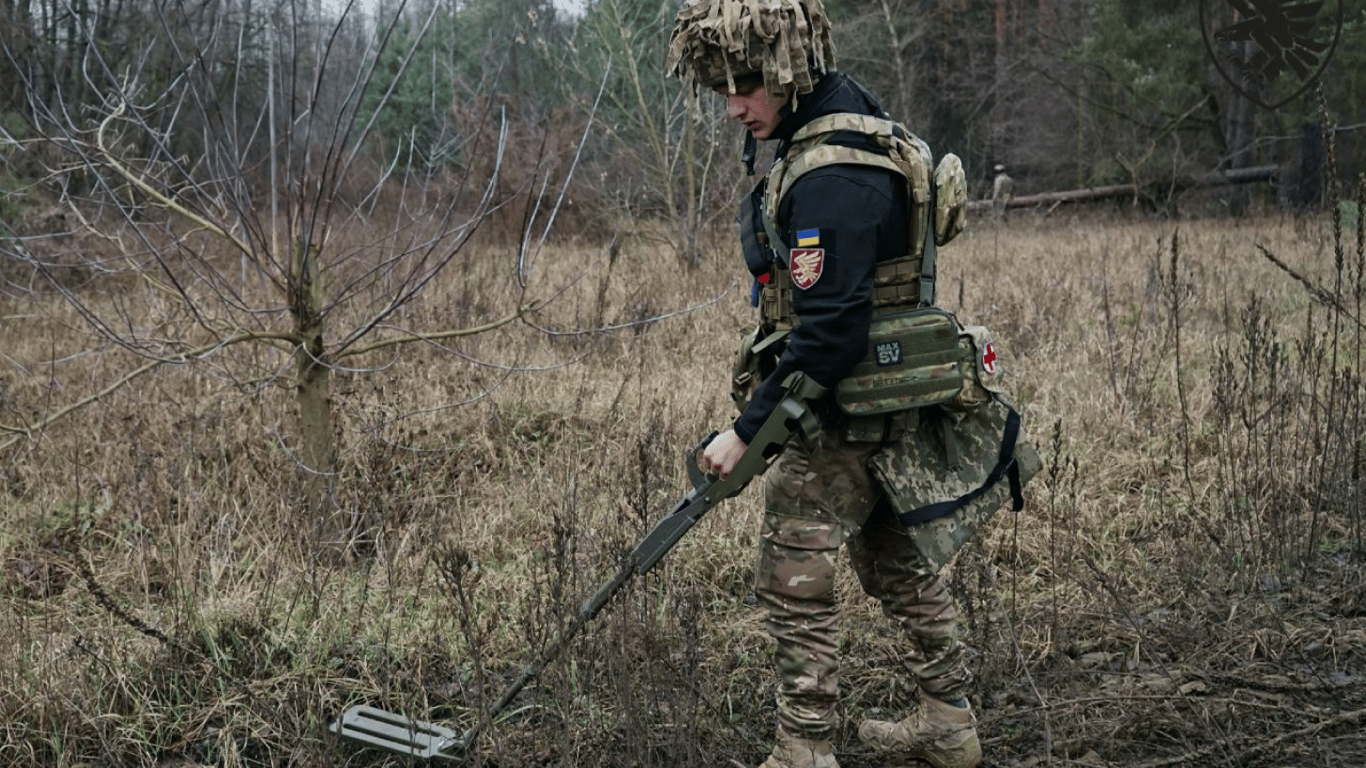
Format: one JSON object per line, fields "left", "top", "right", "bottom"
{"left": 93, "top": 103, "right": 253, "bottom": 259}
{"left": 0, "top": 329, "right": 298, "bottom": 448}
{"left": 335, "top": 300, "right": 548, "bottom": 361}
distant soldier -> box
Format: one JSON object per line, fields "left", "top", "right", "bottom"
{"left": 992, "top": 164, "right": 1014, "bottom": 220}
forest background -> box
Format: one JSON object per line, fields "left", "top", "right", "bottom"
{"left": 2, "top": 0, "right": 1366, "bottom": 766}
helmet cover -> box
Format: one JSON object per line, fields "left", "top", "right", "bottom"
{"left": 666, "top": 0, "right": 836, "bottom": 103}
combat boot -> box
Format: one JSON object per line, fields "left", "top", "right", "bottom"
{"left": 758, "top": 728, "right": 840, "bottom": 768}
{"left": 857, "top": 695, "right": 981, "bottom": 768}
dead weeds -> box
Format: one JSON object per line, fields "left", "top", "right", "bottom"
{"left": 1, "top": 208, "right": 1365, "bottom": 767}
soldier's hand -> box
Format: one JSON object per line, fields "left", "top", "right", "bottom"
{"left": 700, "top": 429, "right": 748, "bottom": 479}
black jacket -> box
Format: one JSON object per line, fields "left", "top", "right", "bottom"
{"left": 733, "top": 72, "right": 911, "bottom": 444}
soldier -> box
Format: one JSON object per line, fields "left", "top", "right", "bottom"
{"left": 992, "top": 164, "right": 1014, "bottom": 220}
{"left": 668, "top": 2, "right": 1039, "bottom": 768}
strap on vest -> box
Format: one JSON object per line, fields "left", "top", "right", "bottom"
{"left": 919, "top": 182, "right": 937, "bottom": 306}
{"left": 896, "top": 399, "right": 1025, "bottom": 527}
{"left": 762, "top": 203, "right": 790, "bottom": 267}
{"left": 870, "top": 258, "right": 925, "bottom": 308}
{"left": 791, "top": 113, "right": 897, "bottom": 143}
{"left": 739, "top": 182, "right": 773, "bottom": 277}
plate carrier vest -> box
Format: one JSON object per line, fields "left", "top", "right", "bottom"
{"left": 744, "top": 112, "right": 972, "bottom": 417}
{"left": 734, "top": 110, "right": 1030, "bottom": 541}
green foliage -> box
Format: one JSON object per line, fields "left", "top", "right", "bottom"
{"left": 358, "top": 10, "right": 459, "bottom": 170}
{"left": 1309, "top": 8, "right": 1366, "bottom": 123}
{"left": 1341, "top": 200, "right": 1361, "bottom": 232}
{"left": 569, "top": 0, "right": 676, "bottom": 145}
{"left": 1072, "top": 0, "right": 1366, "bottom": 189}
{"left": 0, "top": 118, "right": 31, "bottom": 235}
{"left": 357, "top": 0, "right": 572, "bottom": 171}
{"left": 1207, "top": 4, "right": 1366, "bottom": 131}
{"left": 1070, "top": 1, "right": 1215, "bottom": 177}
{"left": 450, "top": 0, "right": 567, "bottom": 114}
{"left": 564, "top": 0, "right": 698, "bottom": 213}
{"left": 0, "top": 112, "right": 26, "bottom": 143}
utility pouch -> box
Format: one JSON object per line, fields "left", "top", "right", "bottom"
{"left": 731, "top": 326, "right": 788, "bottom": 414}
{"left": 948, "top": 323, "right": 1005, "bottom": 411}
{"left": 836, "top": 307, "right": 964, "bottom": 416}
{"left": 870, "top": 396, "right": 1042, "bottom": 572}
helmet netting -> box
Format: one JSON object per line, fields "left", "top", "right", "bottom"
{"left": 667, "top": 0, "right": 836, "bottom": 103}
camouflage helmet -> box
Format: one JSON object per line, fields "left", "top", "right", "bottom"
{"left": 667, "top": 0, "right": 836, "bottom": 102}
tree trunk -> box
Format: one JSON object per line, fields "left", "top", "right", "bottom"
{"left": 291, "top": 238, "right": 340, "bottom": 547}
{"left": 1037, "top": 0, "right": 1051, "bottom": 52}
{"left": 966, "top": 165, "right": 1279, "bottom": 212}
{"left": 1224, "top": 39, "right": 1259, "bottom": 215}
{"left": 1, "top": 0, "right": 33, "bottom": 111}
{"left": 878, "top": 0, "right": 910, "bottom": 120}
{"left": 682, "top": 93, "right": 701, "bottom": 269}
{"left": 992, "top": 0, "right": 1008, "bottom": 158}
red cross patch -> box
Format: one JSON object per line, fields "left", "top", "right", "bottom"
{"left": 790, "top": 248, "right": 825, "bottom": 289}
{"left": 981, "top": 342, "right": 999, "bottom": 374}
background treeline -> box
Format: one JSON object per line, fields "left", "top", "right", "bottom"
{"left": 2, "top": 0, "right": 1364, "bottom": 240}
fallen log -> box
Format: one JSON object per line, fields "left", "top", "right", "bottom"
{"left": 967, "top": 164, "right": 1278, "bottom": 212}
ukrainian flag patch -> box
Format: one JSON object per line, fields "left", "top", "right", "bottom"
{"left": 796, "top": 228, "right": 820, "bottom": 247}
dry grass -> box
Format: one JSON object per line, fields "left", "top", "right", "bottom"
{"left": 1, "top": 203, "right": 1365, "bottom": 767}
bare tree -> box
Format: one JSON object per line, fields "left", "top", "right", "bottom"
{"left": 831, "top": 0, "right": 926, "bottom": 122}
{"left": 0, "top": 0, "right": 602, "bottom": 550}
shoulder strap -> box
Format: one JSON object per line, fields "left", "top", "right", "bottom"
{"left": 920, "top": 183, "right": 937, "bottom": 306}
{"left": 785, "top": 114, "right": 904, "bottom": 181}
{"left": 790, "top": 112, "right": 897, "bottom": 143}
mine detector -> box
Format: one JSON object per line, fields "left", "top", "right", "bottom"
{"left": 330, "top": 374, "right": 826, "bottom": 760}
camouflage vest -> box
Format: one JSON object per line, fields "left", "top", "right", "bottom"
{"left": 763, "top": 113, "right": 954, "bottom": 270}
{"left": 757, "top": 112, "right": 966, "bottom": 322}
{"left": 748, "top": 112, "right": 975, "bottom": 417}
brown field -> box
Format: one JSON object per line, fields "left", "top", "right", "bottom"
{"left": 1, "top": 206, "right": 1364, "bottom": 767}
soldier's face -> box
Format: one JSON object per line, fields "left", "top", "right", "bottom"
{"left": 716, "top": 76, "right": 788, "bottom": 140}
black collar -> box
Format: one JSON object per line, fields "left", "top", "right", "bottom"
{"left": 770, "top": 72, "right": 886, "bottom": 159}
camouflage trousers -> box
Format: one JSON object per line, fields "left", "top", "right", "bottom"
{"left": 755, "top": 423, "right": 971, "bottom": 742}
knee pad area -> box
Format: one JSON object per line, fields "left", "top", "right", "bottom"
{"left": 755, "top": 533, "right": 839, "bottom": 603}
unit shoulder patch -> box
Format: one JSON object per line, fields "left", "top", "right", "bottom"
{"left": 790, "top": 248, "right": 825, "bottom": 289}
